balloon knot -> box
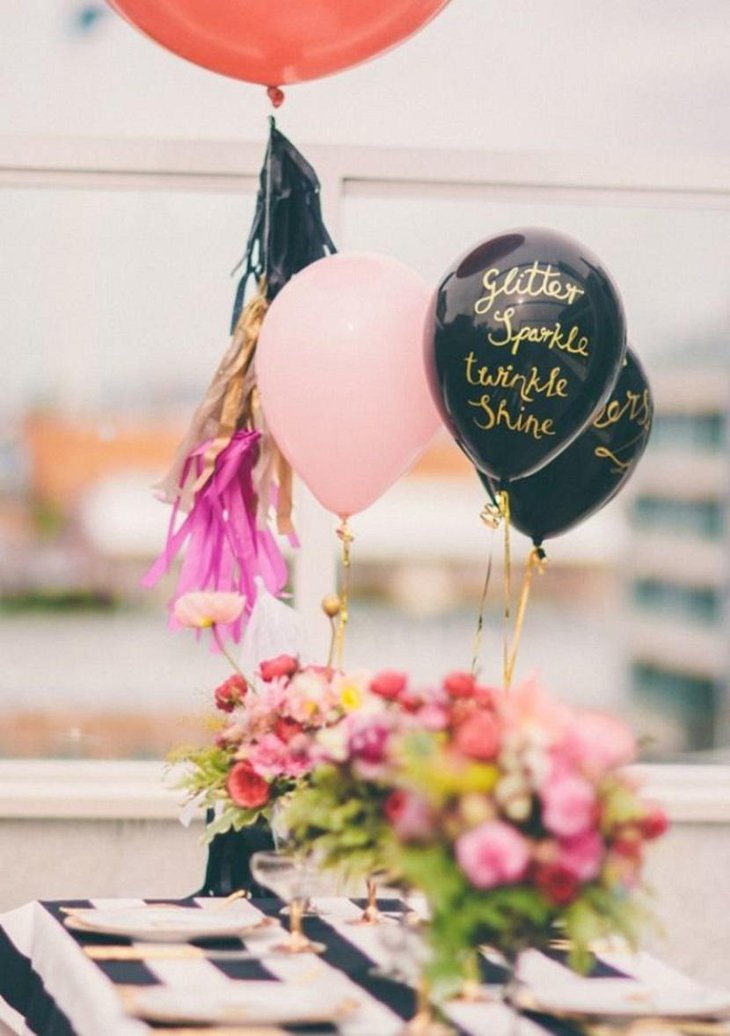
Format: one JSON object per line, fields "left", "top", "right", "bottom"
{"left": 266, "top": 85, "right": 285, "bottom": 108}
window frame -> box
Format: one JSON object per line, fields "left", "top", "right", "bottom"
{"left": 1, "top": 135, "right": 728, "bottom": 813}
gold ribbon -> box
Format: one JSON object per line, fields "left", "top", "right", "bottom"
{"left": 504, "top": 544, "right": 547, "bottom": 688}
{"left": 498, "top": 490, "right": 512, "bottom": 689}
{"left": 331, "top": 519, "right": 354, "bottom": 669}
{"left": 473, "top": 489, "right": 546, "bottom": 690}
{"left": 470, "top": 506, "right": 499, "bottom": 677}
{"left": 187, "top": 286, "right": 269, "bottom": 500}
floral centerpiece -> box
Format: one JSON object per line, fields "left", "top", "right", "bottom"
{"left": 172, "top": 594, "right": 667, "bottom": 989}
{"left": 171, "top": 592, "right": 370, "bottom": 840}
{"left": 277, "top": 671, "right": 426, "bottom": 882}
{"left": 282, "top": 669, "right": 492, "bottom": 915}
{"left": 385, "top": 674, "right": 667, "bottom": 983}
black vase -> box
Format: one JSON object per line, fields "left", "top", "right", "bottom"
{"left": 195, "top": 814, "right": 274, "bottom": 897}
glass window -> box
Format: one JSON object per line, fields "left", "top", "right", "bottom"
{"left": 0, "top": 183, "right": 257, "bottom": 759}
{"left": 340, "top": 187, "right": 730, "bottom": 761}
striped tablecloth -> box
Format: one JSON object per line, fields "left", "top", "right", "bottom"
{"left": 0, "top": 896, "right": 693, "bottom": 1036}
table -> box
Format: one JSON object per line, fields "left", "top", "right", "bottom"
{"left": 0, "top": 896, "right": 710, "bottom": 1036}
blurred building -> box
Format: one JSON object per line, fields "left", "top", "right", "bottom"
{"left": 627, "top": 357, "right": 729, "bottom": 754}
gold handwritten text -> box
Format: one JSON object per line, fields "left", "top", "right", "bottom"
{"left": 474, "top": 262, "right": 585, "bottom": 317}
{"left": 594, "top": 446, "right": 632, "bottom": 474}
{"left": 468, "top": 393, "right": 556, "bottom": 440}
{"left": 463, "top": 352, "right": 568, "bottom": 403}
{"left": 593, "top": 389, "right": 652, "bottom": 433}
{"left": 487, "top": 307, "right": 590, "bottom": 359}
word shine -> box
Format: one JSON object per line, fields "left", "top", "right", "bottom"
{"left": 464, "top": 352, "right": 568, "bottom": 403}
{"left": 468, "top": 394, "right": 555, "bottom": 440}
{"left": 474, "top": 262, "right": 585, "bottom": 317}
{"left": 487, "top": 308, "right": 590, "bottom": 358}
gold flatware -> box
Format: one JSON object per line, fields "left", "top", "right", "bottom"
{"left": 84, "top": 944, "right": 269, "bottom": 962}
{"left": 152, "top": 1029, "right": 288, "bottom": 1036}
{"left": 153, "top": 1030, "right": 287, "bottom": 1036}
{"left": 589, "top": 1022, "right": 730, "bottom": 1036}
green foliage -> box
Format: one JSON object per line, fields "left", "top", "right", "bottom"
{"left": 283, "top": 765, "right": 393, "bottom": 881}
{"left": 600, "top": 778, "right": 645, "bottom": 830}
{"left": 396, "top": 732, "right": 498, "bottom": 804}
{"left": 397, "top": 842, "right": 558, "bottom": 982}
{"left": 168, "top": 745, "right": 279, "bottom": 843}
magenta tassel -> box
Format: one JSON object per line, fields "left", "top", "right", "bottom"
{"left": 142, "top": 430, "right": 290, "bottom": 647}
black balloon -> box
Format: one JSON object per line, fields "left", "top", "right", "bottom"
{"left": 425, "top": 227, "right": 627, "bottom": 484}
{"left": 480, "top": 348, "right": 653, "bottom": 545}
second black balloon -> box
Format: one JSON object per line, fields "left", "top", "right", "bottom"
{"left": 480, "top": 348, "right": 653, "bottom": 545}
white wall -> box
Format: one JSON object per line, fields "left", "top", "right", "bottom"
{"left": 2, "top": 0, "right": 729, "bottom": 153}
{"left": 0, "top": 814, "right": 728, "bottom": 989}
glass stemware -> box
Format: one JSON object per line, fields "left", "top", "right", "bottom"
{"left": 350, "top": 872, "right": 384, "bottom": 925}
{"left": 249, "top": 851, "right": 325, "bottom": 954}
{"left": 270, "top": 801, "right": 323, "bottom": 918}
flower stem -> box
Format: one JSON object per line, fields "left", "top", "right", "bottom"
{"left": 211, "top": 624, "right": 251, "bottom": 683}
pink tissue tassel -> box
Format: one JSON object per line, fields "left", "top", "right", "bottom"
{"left": 142, "top": 429, "right": 290, "bottom": 647}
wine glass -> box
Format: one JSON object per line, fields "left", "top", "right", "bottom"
{"left": 271, "top": 800, "right": 323, "bottom": 918}
{"left": 249, "top": 851, "right": 325, "bottom": 954}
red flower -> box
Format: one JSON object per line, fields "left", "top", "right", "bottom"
{"left": 399, "top": 689, "right": 424, "bottom": 713}
{"left": 214, "top": 674, "right": 247, "bottom": 713}
{"left": 443, "top": 672, "right": 476, "bottom": 699}
{"left": 259, "top": 654, "right": 299, "bottom": 682}
{"left": 639, "top": 804, "right": 669, "bottom": 840}
{"left": 611, "top": 826, "right": 644, "bottom": 861}
{"left": 370, "top": 671, "right": 407, "bottom": 700}
{"left": 535, "top": 864, "right": 580, "bottom": 906}
{"left": 273, "top": 717, "right": 304, "bottom": 743}
{"left": 384, "top": 789, "right": 407, "bottom": 823}
{"left": 226, "top": 760, "right": 270, "bottom": 809}
{"left": 453, "top": 710, "right": 501, "bottom": 761}
{"left": 473, "top": 684, "right": 497, "bottom": 708}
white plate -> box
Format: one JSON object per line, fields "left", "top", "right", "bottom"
{"left": 517, "top": 977, "right": 730, "bottom": 1020}
{"left": 64, "top": 906, "right": 264, "bottom": 943}
{"left": 129, "top": 983, "right": 359, "bottom": 1026}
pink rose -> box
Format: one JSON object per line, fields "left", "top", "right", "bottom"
{"left": 348, "top": 716, "right": 391, "bottom": 765}
{"left": 273, "top": 716, "right": 304, "bottom": 743}
{"left": 415, "top": 702, "right": 450, "bottom": 731}
{"left": 561, "top": 710, "right": 636, "bottom": 776}
{"left": 499, "top": 677, "right": 570, "bottom": 739}
{"left": 443, "top": 672, "right": 476, "bottom": 699}
{"left": 453, "top": 710, "right": 501, "bottom": 761}
{"left": 259, "top": 654, "right": 299, "bottom": 682}
{"left": 455, "top": 821, "right": 530, "bottom": 889}
{"left": 385, "top": 790, "right": 434, "bottom": 842}
{"left": 541, "top": 774, "right": 597, "bottom": 838}
{"left": 370, "top": 671, "right": 407, "bottom": 700}
{"left": 246, "top": 734, "right": 289, "bottom": 778}
{"left": 557, "top": 830, "right": 604, "bottom": 881}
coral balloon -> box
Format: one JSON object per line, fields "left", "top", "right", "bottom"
{"left": 257, "top": 253, "right": 442, "bottom": 518}
{"left": 107, "top": 0, "right": 451, "bottom": 86}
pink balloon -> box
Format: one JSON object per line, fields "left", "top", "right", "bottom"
{"left": 257, "top": 253, "right": 442, "bottom": 518}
